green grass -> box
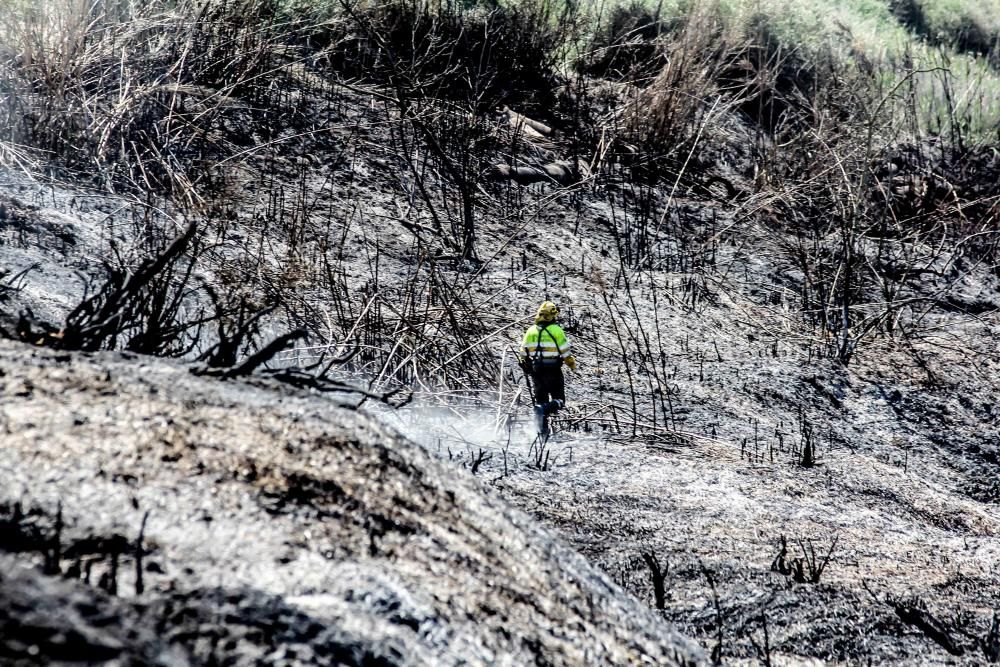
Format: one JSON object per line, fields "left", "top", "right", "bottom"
{"left": 568, "top": 0, "right": 1000, "bottom": 140}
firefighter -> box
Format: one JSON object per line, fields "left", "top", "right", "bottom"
{"left": 519, "top": 301, "right": 577, "bottom": 435}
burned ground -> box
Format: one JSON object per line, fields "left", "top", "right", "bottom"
{"left": 0, "top": 340, "right": 701, "bottom": 665}
{"left": 1, "top": 1, "right": 999, "bottom": 663}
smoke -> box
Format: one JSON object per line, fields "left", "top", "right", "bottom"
{"left": 380, "top": 403, "right": 533, "bottom": 458}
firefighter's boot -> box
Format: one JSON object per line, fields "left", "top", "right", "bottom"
{"left": 534, "top": 404, "right": 547, "bottom": 436}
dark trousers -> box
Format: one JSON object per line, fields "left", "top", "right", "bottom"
{"left": 531, "top": 365, "right": 565, "bottom": 411}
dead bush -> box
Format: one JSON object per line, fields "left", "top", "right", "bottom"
{"left": 8, "top": 222, "right": 207, "bottom": 354}
{"left": 598, "top": 4, "right": 762, "bottom": 185}
{"left": 757, "top": 55, "right": 1000, "bottom": 365}
{"left": 576, "top": 2, "right": 670, "bottom": 82}
{"left": 6, "top": 222, "right": 279, "bottom": 370}
{"left": 318, "top": 0, "right": 573, "bottom": 114}
{"left": 0, "top": 0, "right": 318, "bottom": 198}
{"left": 771, "top": 534, "right": 838, "bottom": 583}
{"left": 640, "top": 550, "right": 669, "bottom": 610}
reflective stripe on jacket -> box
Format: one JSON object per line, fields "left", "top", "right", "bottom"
{"left": 521, "top": 324, "right": 572, "bottom": 365}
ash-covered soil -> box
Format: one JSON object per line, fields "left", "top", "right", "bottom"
{"left": 385, "top": 372, "right": 1000, "bottom": 666}
{"left": 1, "top": 57, "right": 999, "bottom": 666}
{"left": 0, "top": 340, "right": 701, "bottom": 666}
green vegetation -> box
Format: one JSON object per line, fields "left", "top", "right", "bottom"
{"left": 572, "top": 0, "right": 1000, "bottom": 139}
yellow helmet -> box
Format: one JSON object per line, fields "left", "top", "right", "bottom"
{"left": 535, "top": 301, "right": 559, "bottom": 323}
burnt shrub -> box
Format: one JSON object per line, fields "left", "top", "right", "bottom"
{"left": 576, "top": 2, "right": 670, "bottom": 82}
{"left": 311, "top": 0, "right": 573, "bottom": 115}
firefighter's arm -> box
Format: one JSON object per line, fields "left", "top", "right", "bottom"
{"left": 559, "top": 328, "right": 576, "bottom": 371}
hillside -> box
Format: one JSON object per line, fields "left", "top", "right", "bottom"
{"left": 0, "top": 339, "right": 701, "bottom": 665}
{"left": 2, "top": 0, "right": 999, "bottom": 664}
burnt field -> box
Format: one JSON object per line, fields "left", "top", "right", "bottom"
{"left": 1, "top": 0, "right": 999, "bottom": 664}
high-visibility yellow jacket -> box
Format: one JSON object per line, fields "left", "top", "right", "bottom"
{"left": 521, "top": 323, "right": 573, "bottom": 368}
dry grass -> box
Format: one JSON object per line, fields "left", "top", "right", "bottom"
{"left": 1, "top": 0, "right": 997, "bottom": 388}
{"left": 1, "top": 0, "right": 304, "bottom": 202}
{"left": 576, "top": 0, "right": 1000, "bottom": 142}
